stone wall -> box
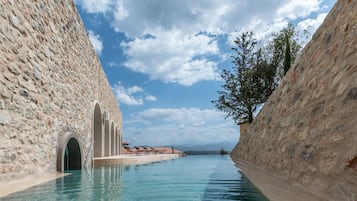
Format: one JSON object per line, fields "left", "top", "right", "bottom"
{"left": 231, "top": 0, "right": 357, "bottom": 200}
{"left": 0, "top": 0, "right": 122, "bottom": 182}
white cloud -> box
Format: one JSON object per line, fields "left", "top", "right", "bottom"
{"left": 75, "top": 0, "right": 112, "bottom": 13}
{"left": 88, "top": 31, "right": 103, "bottom": 55}
{"left": 278, "top": 0, "right": 322, "bottom": 20}
{"left": 79, "top": 0, "right": 334, "bottom": 85}
{"left": 123, "top": 108, "right": 240, "bottom": 145}
{"left": 121, "top": 29, "right": 220, "bottom": 86}
{"left": 127, "top": 86, "right": 143, "bottom": 94}
{"left": 108, "top": 0, "right": 328, "bottom": 37}
{"left": 296, "top": 12, "right": 328, "bottom": 45}
{"left": 113, "top": 0, "right": 129, "bottom": 22}
{"left": 112, "top": 83, "right": 156, "bottom": 106}
{"left": 145, "top": 95, "right": 157, "bottom": 102}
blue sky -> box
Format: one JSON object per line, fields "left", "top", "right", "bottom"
{"left": 74, "top": 0, "right": 336, "bottom": 147}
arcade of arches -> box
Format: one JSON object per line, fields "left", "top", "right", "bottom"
{"left": 57, "top": 103, "right": 122, "bottom": 173}
{"left": 93, "top": 103, "right": 122, "bottom": 158}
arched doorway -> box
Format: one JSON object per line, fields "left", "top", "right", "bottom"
{"left": 57, "top": 134, "right": 82, "bottom": 172}
{"left": 64, "top": 138, "right": 81, "bottom": 171}
{"left": 94, "top": 103, "right": 103, "bottom": 157}
{"left": 111, "top": 122, "right": 115, "bottom": 156}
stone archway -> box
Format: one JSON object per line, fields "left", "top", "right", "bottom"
{"left": 57, "top": 134, "right": 82, "bottom": 172}
{"left": 93, "top": 103, "right": 103, "bottom": 157}
{"left": 111, "top": 122, "right": 115, "bottom": 156}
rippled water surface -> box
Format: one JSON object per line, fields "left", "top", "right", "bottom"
{"left": 1, "top": 155, "right": 268, "bottom": 201}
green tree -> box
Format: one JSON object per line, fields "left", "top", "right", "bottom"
{"left": 267, "top": 23, "right": 302, "bottom": 79}
{"left": 213, "top": 25, "right": 306, "bottom": 125}
{"left": 255, "top": 48, "right": 277, "bottom": 101}
{"left": 212, "top": 32, "right": 264, "bottom": 125}
{"left": 283, "top": 33, "right": 291, "bottom": 74}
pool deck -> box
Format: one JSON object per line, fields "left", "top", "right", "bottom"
{"left": 0, "top": 153, "right": 183, "bottom": 198}
{"left": 0, "top": 172, "right": 69, "bottom": 198}
{"left": 234, "top": 160, "right": 325, "bottom": 201}
{"left": 93, "top": 153, "right": 184, "bottom": 166}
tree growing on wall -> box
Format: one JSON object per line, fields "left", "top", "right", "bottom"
{"left": 213, "top": 25, "right": 305, "bottom": 125}
{"left": 212, "top": 32, "right": 266, "bottom": 125}
{"left": 267, "top": 23, "right": 302, "bottom": 79}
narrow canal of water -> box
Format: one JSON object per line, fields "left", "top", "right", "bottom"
{"left": 1, "top": 155, "right": 268, "bottom": 201}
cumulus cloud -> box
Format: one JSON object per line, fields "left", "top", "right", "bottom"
{"left": 296, "top": 12, "right": 328, "bottom": 45}
{"left": 75, "top": 0, "right": 112, "bottom": 13}
{"left": 112, "top": 83, "right": 156, "bottom": 106}
{"left": 277, "top": 0, "right": 322, "bottom": 20}
{"left": 124, "top": 108, "right": 239, "bottom": 145}
{"left": 131, "top": 108, "right": 221, "bottom": 124}
{"left": 121, "top": 30, "right": 220, "bottom": 86}
{"left": 145, "top": 95, "right": 157, "bottom": 102}
{"left": 88, "top": 30, "right": 103, "bottom": 55}
{"left": 108, "top": 0, "right": 326, "bottom": 37}
{"left": 78, "top": 0, "right": 333, "bottom": 85}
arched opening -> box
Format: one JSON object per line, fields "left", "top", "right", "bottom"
{"left": 94, "top": 103, "right": 103, "bottom": 157}
{"left": 57, "top": 134, "right": 82, "bottom": 172}
{"left": 104, "top": 120, "right": 110, "bottom": 156}
{"left": 64, "top": 138, "right": 81, "bottom": 171}
{"left": 111, "top": 122, "right": 115, "bottom": 156}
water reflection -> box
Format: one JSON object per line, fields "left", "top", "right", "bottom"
{"left": 203, "top": 155, "right": 268, "bottom": 201}
{"left": 1, "top": 156, "right": 268, "bottom": 201}
{"left": 0, "top": 166, "right": 123, "bottom": 201}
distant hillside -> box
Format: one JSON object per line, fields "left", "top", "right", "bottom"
{"left": 173, "top": 141, "right": 236, "bottom": 152}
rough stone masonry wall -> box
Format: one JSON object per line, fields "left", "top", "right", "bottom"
{"left": 231, "top": 0, "right": 357, "bottom": 200}
{"left": 0, "top": 0, "right": 122, "bottom": 182}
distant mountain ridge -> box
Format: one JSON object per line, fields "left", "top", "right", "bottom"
{"left": 173, "top": 141, "right": 236, "bottom": 152}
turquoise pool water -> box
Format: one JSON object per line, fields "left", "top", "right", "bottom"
{"left": 1, "top": 155, "right": 268, "bottom": 201}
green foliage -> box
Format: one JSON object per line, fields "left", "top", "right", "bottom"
{"left": 213, "top": 24, "right": 305, "bottom": 125}
{"left": 220, "top": 149, "right": 229, "bottom": 155}
{"left": 267, "top": 23, "right": 302, "bottom": 79}
{"left": 283, "top": 33, "right": 292, "bottom": 75}
{"left": 212, "top": 32, "right": 265, "bottom": 125}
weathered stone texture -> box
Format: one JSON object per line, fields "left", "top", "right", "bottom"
{"left": 0, "top": 0, "right": 122, "bottom": 182}
{"left": 231, "top": 0, "right": 357, "bottom": 200}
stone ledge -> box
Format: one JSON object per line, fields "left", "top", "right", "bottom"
{"left": 93, "top": 153, "right": 184, "bottom": 166}
{"left": 0, "top": 172, "right": 69, "bottom": 198}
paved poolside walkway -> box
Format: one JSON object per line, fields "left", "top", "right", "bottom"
{"left": 0, "top": 172, "right": 69, "bottom": 198}
{"left": 93, "top": 153, "right": 183, "bottom": 166}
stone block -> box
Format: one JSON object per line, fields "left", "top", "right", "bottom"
{"left": 0, "top": 110, "right": 11, "bottom": 126}
{"left": 0, "top": 100, "right": 4, "bottom": 109}
{"left": 9, "top": 15, "right": 21, "bottom": 29}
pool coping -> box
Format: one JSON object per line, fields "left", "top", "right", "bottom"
{"left": 93, "top": 153, "right": 183, "bottom": 165}
{"left": 0, "top": 172, "right": 70, "bottom": 198}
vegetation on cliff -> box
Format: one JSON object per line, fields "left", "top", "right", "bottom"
{"left": 212, "top": 24, "right": 303, "bottom": 125}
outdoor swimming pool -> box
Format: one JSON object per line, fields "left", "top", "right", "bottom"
{"left": 1, "top": 155, "right": 268, "bottom": 201}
